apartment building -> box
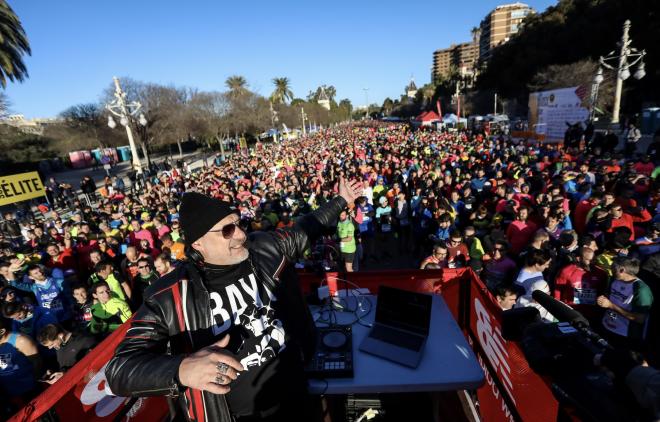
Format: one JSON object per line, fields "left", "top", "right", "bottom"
{"left": 432, "top": 41, "right": 479, "bottom": 82}
{"left": 479, "top": 3, "right": 534, "bottom": 62}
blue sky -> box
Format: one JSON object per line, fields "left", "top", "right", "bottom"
{"left": 5, "top": 0, "right": 556, "bottom": 118}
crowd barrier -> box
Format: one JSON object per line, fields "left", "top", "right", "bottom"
{"left": 11, "top": 269, "right": 558, "bottom": 422}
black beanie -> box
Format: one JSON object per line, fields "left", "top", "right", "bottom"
{"left": 179, "top": 192, "right": 237, "bottom": 245}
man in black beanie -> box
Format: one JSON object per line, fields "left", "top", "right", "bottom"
{"left": 107, "top": 177, "right": 362, "bottom": 422}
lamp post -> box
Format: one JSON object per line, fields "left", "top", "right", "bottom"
{"left": 300, "top": 107, "right": 307, "bottom": 136}
{"left": 269, "top": 102, "right": 279, "bottom": 143}
{"left": 363, "top": 87, "right": 369, "bottom": 120}
{"left": 106, "top": 77, "right": 148, "bottom": 174}
{"left": 597, "top": 20, "right": 646, "bottom": 125}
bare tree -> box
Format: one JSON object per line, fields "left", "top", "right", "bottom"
{"left": 59, "top": 103, "right": 106, "bottom": 148}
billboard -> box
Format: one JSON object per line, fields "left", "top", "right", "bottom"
{"left": 0, "top": 171, "right": 45, "bottom": 206}
{"left": 528, "top": 86, "right": 590, "bottom": 143}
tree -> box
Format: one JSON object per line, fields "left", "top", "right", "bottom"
{"left": 476, "top": 0, "right": 660, "bottom": 117}
{"left": 59, "top": 103, "right": 106, "bottom": 148}
{"left": 225, "top": 75, "right": 248, "bottom": 98}
{"left": 381, "top": 97, "right": 394, "bottom": 115}
{"left": 0, "top": 92, "right": 9, "bottom": 118}
{"left": 270, "top": 77, "right": 294, "bottom": 104}
{"left": 188, "top": 91, "right": 231, "bottom": 156}
{"left": 307, "top": 85, "right": 336, "bottom": 103}
{"left": 0, "top": 1, "right": 30, "bottom": 87}
{"left": 101, "top": 78, "right": 191, "bottom": 162}
{"left": 336, "top": 99, "right": 353, "bottom": 122}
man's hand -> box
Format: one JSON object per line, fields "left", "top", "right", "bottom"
{"left": 597, "top": 295, "right": 612, "bottom": 309}
{"left": 40, "top": 370, "right": 64, "bottom": 384}
{"left": 338, "top": 176, "right": 362, "bottom": 206}
{"left": 178, "top": 335, "right": 244, "bottom": 395}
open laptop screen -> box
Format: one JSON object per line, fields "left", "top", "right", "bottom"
{"left": 375, "top": 286, "right": 432, "bottom": 335}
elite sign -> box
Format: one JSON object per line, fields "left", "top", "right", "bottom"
{"left": 0, "top": 171, "right": 46, "bottom": 206}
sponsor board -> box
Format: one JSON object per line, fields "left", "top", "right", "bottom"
{"left": 0, "top": 172, "right": 45, "bottom": 206}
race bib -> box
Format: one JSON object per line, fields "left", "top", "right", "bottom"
{"left": 573, "top": 288, "right": 596, "bottom": 305}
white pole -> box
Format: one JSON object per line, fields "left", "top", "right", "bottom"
{"left": 113, "top": 77, "right": 143, "bottom": 175}
{"left": 494, "top": 93, "right": 497, "bottom": 115}
{"left": 611, "top": 20, "right": 630, "bottom": 125}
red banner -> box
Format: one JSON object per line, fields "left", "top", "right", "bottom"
{"left": 10, "top": 323, "right": 169, "bottom": 422}
{"left": 467, "top": 275, "right": 558, "bottom": 422}
{"left": 13, "top": 268, "right": 559, "bottom": 422}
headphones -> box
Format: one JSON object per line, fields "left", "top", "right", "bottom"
{"left": 181, "top": 228, "right": 205, "bottom": 267}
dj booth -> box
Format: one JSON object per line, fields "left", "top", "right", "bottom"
{"left": 10, "top": 269, "right": 560, "bottom": 422}
{"left": 306, "top": 294, "right": 484, "bottom": 395}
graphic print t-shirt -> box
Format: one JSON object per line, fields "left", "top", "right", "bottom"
{"left": 204, "top": 261, "right": 293, "bottom": 417}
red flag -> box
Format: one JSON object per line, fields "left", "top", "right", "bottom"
{"left": 436, "top": 100, "right": 442, "bottom": 118}
{"left": 457, "top": 95, "right": 461, "bottom": 120}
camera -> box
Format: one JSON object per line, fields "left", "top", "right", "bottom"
{"left": 502, "top": 291, "right": 657, "bottom": 422}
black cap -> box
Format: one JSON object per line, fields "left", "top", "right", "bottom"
{"left": 179, "top": 192, "right": 237, "bottom": 246}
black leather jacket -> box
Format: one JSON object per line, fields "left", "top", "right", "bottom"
{"left": 106, "top": 196, "right": 346, "bottom": 422}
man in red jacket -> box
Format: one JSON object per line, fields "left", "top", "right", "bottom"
{"left": 44, "top": 242, "right": 76, "bottom": 274}
{"left": 554, "top": 247, "right": 607, "bottom": 321}
{"left": 573, "top": 193, "right": 602, "bottom": 235}
{"left": 607, "top": 203, "right": 651, "bottom": 240}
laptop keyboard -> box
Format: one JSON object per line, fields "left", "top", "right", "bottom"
{"left": 370, "top": 325, "right": 424, "bottom": 351}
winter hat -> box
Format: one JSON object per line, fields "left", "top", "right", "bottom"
{"left": 179, "top": 192, "right": 237, "bottom": 246}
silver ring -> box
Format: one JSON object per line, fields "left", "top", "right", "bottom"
{"left": 215, "top": 374, "right": 227, "bottom": 385}
{"left": 216, "top": 362, "right": 229, "bottom": 375}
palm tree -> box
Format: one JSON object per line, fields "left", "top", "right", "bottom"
{"left": 0, "top": 1, "right": 31, "bottom": 88}
{"left": 225, "top": 75, "right": 247, "bottom": 98}
{"left": 270, "top": 77, "right": 293, "bottom": 104}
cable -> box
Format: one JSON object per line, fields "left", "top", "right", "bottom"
{"left": 326, "top": 276, "right": 374, "bottom": 327}
{"left": 314, "top": 276, "right": 375, "bottom": 327}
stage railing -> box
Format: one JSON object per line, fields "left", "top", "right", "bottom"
{"left": 10, "top": 269, "right": 557, "bottom": 422}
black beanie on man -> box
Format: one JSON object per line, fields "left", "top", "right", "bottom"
{"left": 179, "top": 192, "right": 237, "bottom": 246}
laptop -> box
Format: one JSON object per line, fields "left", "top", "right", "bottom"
{"left": 359, "top": 286, "right": 432, "bottom": 368}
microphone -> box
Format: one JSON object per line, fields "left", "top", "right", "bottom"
{"left": 531, "top": 290, "right": 589, "bottom": 326}
{"left": 531, "top": 290, "right": 611, "bottom": 349}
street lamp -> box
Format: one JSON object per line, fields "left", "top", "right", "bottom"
{"left": 590, "top": 68, "right": 604, "bottom": 121}
{"left": 300, "top": 107, "right": 307, "bottom": 136}
{"left": 269, "top": 102, "right": 279, "bottom": 143}
{"left": 597, "top": 20, "right": 646, "bottom": 125}
{"left": 106, "top": 76, "right": 148, "bottom": 175}
{"left": 363, "top": 87, "right": 369, "bottom": 120}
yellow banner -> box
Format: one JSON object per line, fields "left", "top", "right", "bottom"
{"left": 0, "top": 171, "right": 46, "bottom": 206}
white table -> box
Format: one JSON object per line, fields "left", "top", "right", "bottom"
{"left": 308, "top": 294, "right": 484, "bottom": 394}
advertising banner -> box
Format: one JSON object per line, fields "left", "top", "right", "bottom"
{"left": 528, "top": 86, "right": 590, "bottom": 143}
{"left": 0, "top": 171, "right": 45, "bottom": 206}
{"left": 467, "top": 279, "right": 558, "bottom": 422}
{"left": 13, "top": 269, "right": 559, "bottom": 422}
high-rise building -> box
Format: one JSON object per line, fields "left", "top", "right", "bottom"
{"left": 479, "top": 2, "right": 534, "bottom": 62}
{"left": 432, "top": 41, "right": 479, "bottom": 83}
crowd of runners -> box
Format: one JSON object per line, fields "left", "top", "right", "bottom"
{"left": 0, "top": 121, "right": 658, "bottom": 416}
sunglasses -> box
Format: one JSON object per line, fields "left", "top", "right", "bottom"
{"left": 208, "top": 220, "right": 241, "bottom": 239}
{"left": 138, "top": 265, "right": 150, "bottom": 269}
